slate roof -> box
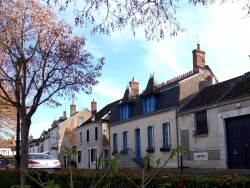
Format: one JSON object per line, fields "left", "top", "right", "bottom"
{"left": 78, "top": 100, "right": 121, "bottom": 127}
{"left": 140, "top": 74, "right": 159, "bottom": 97}
{"left": 179, "top": 72, "right": 250, "bottom": 112}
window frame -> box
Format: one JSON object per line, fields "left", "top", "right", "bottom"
{"left": 162, "top": 123, "right": 171, "bottom": 150}
{"left": 194, "top": 111, "right": 208, "bottom": 136}
{"left": 123, "top": 131, "right": 128, "bottom": 149}
{"left": 90, "top": 148, "right": 97, "bottom": 163}
{"left": 120, "top": 104, "right": 131, "bottom": 120}
{"left": 113, "top": 133, "right": 118, "bottom": 152}
{"left": 147, "top": 126, "right": 154, "bottom": 150}
{"left": 95, "top": 127, "right": 98, "bottom": 141}
{"left": 87, "top": 130, "right": 90, "bottom": 143}
{"left": 77, "top": 150, "right": 82, "bottom": 163}
{"left": 143, "top": 95, "right": 156, "bottom": 114}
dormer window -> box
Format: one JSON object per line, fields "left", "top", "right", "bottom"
{"left": 120, "top": 104, "right": 131, "bottom": 120}
{"left": 143, "top": 95, "right": 156, "bottom": 114}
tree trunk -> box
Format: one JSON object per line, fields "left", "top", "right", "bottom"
{"left": 20, "top": 118, "right": 31, "bottom": 185}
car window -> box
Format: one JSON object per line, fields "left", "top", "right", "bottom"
{"left": 0, "top": 159, "right": 8, "bottom": 165}
{"left": 29, "top": 154, "right": 54, "bottom": 160}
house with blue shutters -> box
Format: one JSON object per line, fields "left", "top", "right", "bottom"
{"left": 109, "top": 44, "right": 218, "bottom": 169}
{"left": 178, "top": 71, "right": 250, "bottom": 169}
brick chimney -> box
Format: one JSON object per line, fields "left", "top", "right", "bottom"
{"left": 192, "top": 44, "right": 206, "bottom": 73}
{"left": 70, "top": 103, "right": 76, "bottom": 116}
{"left": 129, "top": 77, "right": 139, "bottom": 96}
{"left": 91, "top": 99, "right": 97, "bottom": 117}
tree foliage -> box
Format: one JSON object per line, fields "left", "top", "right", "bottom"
{"left": 0, "top": 0, "right": 104, "bottom": 184}
{"left": 49, "top": 0, "right": 250, "bottom": 41}
{"left": 0, "top": 89, "right": 16, "bottom": 140}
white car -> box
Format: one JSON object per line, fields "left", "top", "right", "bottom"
{"left": 28, "top": 153, "right": 61, "bottom": 170}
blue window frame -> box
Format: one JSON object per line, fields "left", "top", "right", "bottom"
{"left": 120, "top": 104, "right": 131, "bottom": 120}
{"left": 143, "top": 95, "right": 156, "bottom": 114}
{"left": 162, "top": 123, "right": 171, "bottom": 149}
{"left": 147, "top": 126, "right": 154, "bottom": 150}
{"left": 123, "top": 131, "right": 128, "bottom": 149}
{"left": 113, "top": 133, "right": 118, "bottom": 152}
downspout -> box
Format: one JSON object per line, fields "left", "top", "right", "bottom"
{"left": 175, "top": 108, "right": 180, "bottom": 168}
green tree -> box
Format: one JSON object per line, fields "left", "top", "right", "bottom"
{"left": 0, "top": 0, "right": 104, "bottom": 184}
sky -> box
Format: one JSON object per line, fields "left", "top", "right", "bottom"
{"left": 30, "top": 1, "right": 250, "bottom": 138}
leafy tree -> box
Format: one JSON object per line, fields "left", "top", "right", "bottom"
{"left": 50, "top": 0, "right": 250, "bottom": 41}
{"left": 0, "top": 90, "right": 16, "bottom": 140}
{"left": 0, "top": 0, "right": 104, "bottom": 184}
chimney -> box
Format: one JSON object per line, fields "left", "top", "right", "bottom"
{"left": 63, "top": 111, "right": 67, "bottom": 118}
{"left": 91, "top": 99, "right": 97, "bottom": 117}
{"left": 192, "top": 43, "right": 206, "bottom": 73}
{"left": 70, "top": 103, "right": 76, "bottom": 116}
{"left": 129, "top": 77, "right": 139, "bottom": 96}
{"left": 29, "top": 135, "right": 33, "bottom": 142}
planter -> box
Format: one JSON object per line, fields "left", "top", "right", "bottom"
{"left": 160, "top": 148, "right": 170, "bottom": 152}
{"left": 146, "top": 148, "right": 154, "bottom": 153}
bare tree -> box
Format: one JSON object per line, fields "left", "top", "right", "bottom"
{"left": 50, "top": 0, "right": 250, "bottom": 41}
{"left": 0, "top": 0, "right": 104, "bottom": 184}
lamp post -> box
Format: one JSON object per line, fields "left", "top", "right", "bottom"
{"left": 15, "top": 109, "right": 20, "bottom": 167}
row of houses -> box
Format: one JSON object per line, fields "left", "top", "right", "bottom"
{"left": 24, "top": 44, "right": 250, "bottom": 170}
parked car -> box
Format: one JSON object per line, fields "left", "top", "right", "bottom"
{"left": 0, "top": 159, "right": 9, "bottom": 169}
{"left": 28, "top": 153, "right": 61, "bottom": 170}
{"left": 7, "top": 153, "right": 61, "bottom": 171}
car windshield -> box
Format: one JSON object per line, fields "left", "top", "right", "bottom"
{"left": 29, "top": 154, "right": 55, "bottom": 160}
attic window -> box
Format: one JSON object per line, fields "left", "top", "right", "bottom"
{"left": 143, "top": 95, "right": 156, "bottom": 114}
{"left": 120, "top": 104, "right": 131, "bottom": 121}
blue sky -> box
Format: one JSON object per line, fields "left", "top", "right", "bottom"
{"left": 30, "top": 1, "right": 250, "bottom": 138}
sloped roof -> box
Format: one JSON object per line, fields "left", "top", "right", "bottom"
{"left": 120, "top": 86, "right": 134, "bottom": 105}
{"left": 0, "top": 139, "right": 15, "bottom": 148}
{"left": 179, "top": 72, "right": 250, "bottom": 112}
{"left": 78, "top": 99, "right": 120, "bottom": 127}
{"left": 140, "top": 73, "right": 159, "bottom": 97}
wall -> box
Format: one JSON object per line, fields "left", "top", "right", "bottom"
{"left": 110, "top": 109, "right": 178, "bottom": 168}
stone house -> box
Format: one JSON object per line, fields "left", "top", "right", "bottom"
{"left": 178, "top": 71, "right": 250, "bottom": 169}
{"left": 108, "top": 44, "right": 217, "bottom": 169}
{"left": 76, "top": 100, "right": 119, "bottom": 169}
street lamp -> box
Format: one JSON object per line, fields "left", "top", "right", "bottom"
{"left": 15, "top": 108, "right": 20, "bottom": 167}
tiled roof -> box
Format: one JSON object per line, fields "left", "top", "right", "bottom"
{"left": 78, "top": 100, "right": 120, "bottom": 127}
{"left": 0, "top": 139, "right": 15, "bottom": 148}
{"left": 179, "top": 72, "right": 250, "bottom": 112}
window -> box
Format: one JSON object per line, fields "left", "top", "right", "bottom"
{"left": 123, "top": 131, "right": 128, "bottom": 149}
{"left": 113, "top": 133, "right": 118, "bottom": 152}
{"left": 95, "top": 127, "right": 98, "bottom": 141}
{"left": 120, "top": 104, "right": 131, "bottom": 120}
{"left": 78, "top": 132, "right": 82, "bottom": 143}
{"left": 78, "top": 118, "right": 84, "bottom": 126}
{"left": 77, "top": 150, "right": 82, "bottom": 163}
{"left": 162, "top": 123, "right": 171, "bottom": 149}
{"left": 194, "top": 111, "right": 208, "bottom": 135}
{"left": 147, "top": 126, "right": 154, "bottom": 150}
{"left": 143, "top": 95, "right": 156, "bottom": 114}
{"left": 90, "top": 148, "right": 97, "bottom": 163}
{"left": 87, "top": 130, "right": 89, "bottom": 142}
